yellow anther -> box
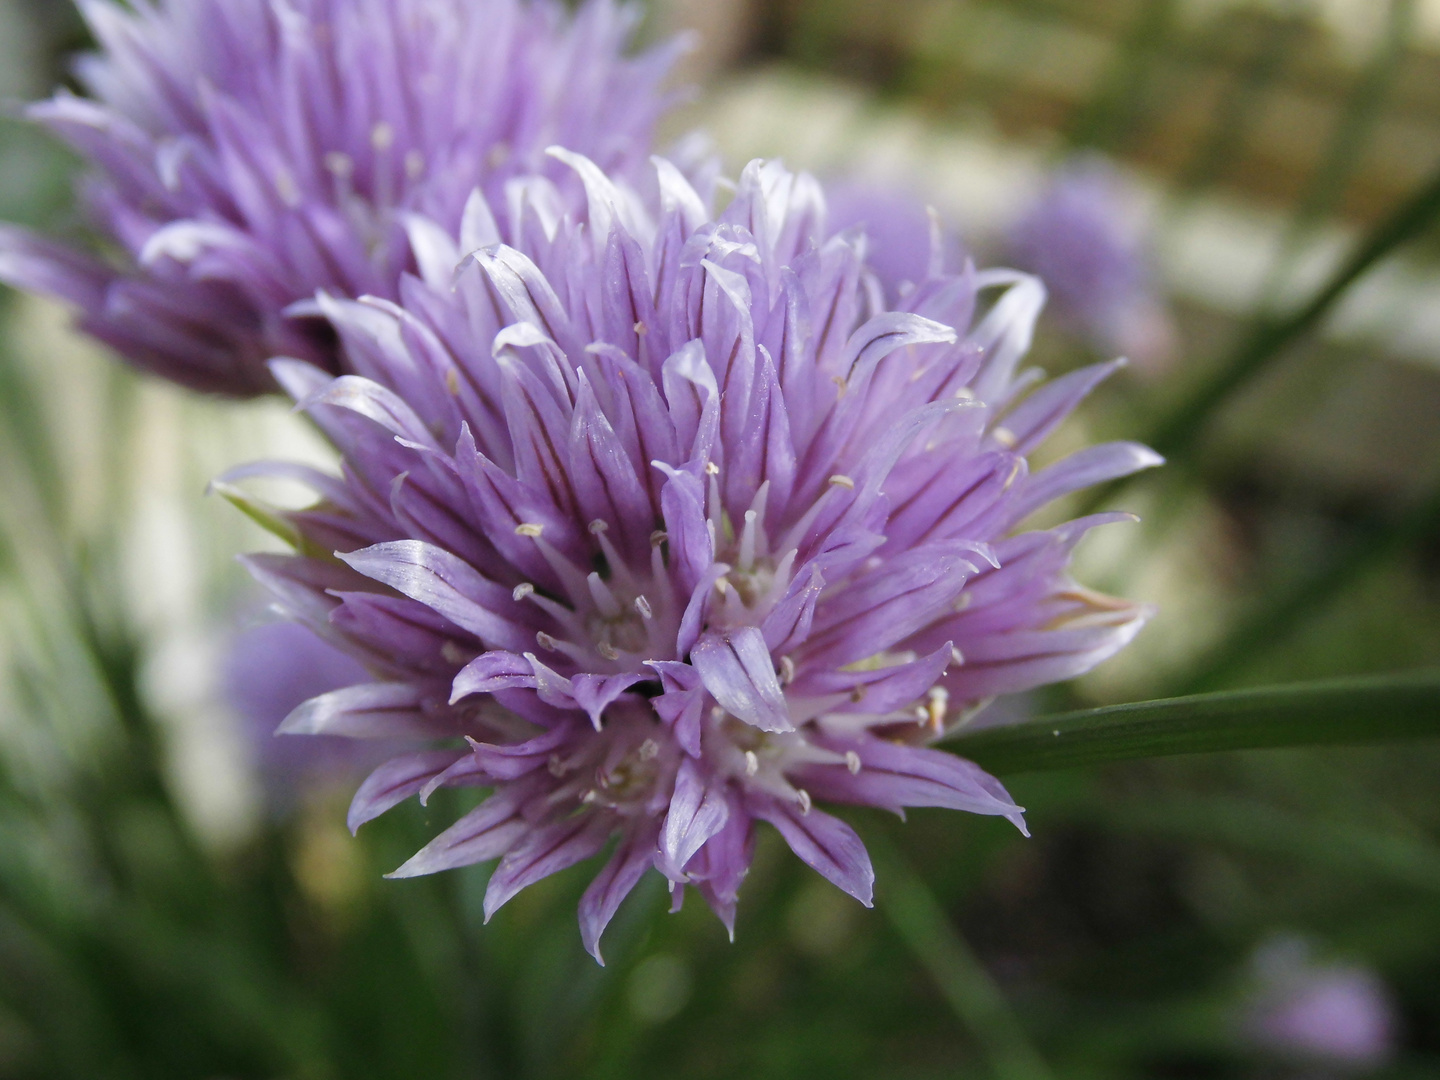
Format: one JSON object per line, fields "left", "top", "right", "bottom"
{"left": 926, "top": 686, "right": 949, "bottom": 734}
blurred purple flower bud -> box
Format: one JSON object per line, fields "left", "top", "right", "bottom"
{"left": 1244, "top": 936, "right": 1398, "bottom": 1070}
{"left": 1006, "top": 155, "right": 1175, "bottom": 371}
{"left": 225, "top": 618, "right": 391, "bottom": 808}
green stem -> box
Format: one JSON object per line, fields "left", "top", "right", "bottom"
{"left": 945, "top": 669, "right": 1440, "bottom": 774}
{"left": 869, "top": 833, "right": 1056, "bottom": 1080}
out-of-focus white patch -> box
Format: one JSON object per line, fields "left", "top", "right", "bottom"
{"left": 142, "top": 630, "right": 260, "bottom": 847}
{"left": 13, "top": 296, "right": 340, "bottom": 848}
{"left": 694, "top": 68, "right": 1440, "bottom": 373}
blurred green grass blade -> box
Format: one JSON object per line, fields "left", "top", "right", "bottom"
{"left": 1093, "top": 794, "right": 1440, "bottom": 895}
{"left": 1067, "top": 0, "right": 1178, "bottom": 154}
{"left": 1271, "top": 0, "right": 1415, "bottom": 267}
{"left": 945, "top": 670, "right": 1440, "bottom": 774}
{"left": 869, "top": 833, "right": 1056, "bottom": 1080}
{"left": 1082, "top": 148, "right": 1440, "bottom": 520}
{"left": 1178, "top": 483, "right": 1440, "bottom": 694}
{"left": 1150, "top": 157, "right": 1440, "bottom": 461}
{"left": 1174, "top": 14, "right": 1301, "bottom": 196}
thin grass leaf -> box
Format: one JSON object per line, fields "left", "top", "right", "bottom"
{"left": 1088, "top": 794, "right": 1440, "bottom": 895}
{"left": 868, "top": 830, "right": 1056, "bottom": 1080}
{"left": 1260, "top": 0, "right": 1416, "bottom": 309}
{"left": 1178, "top": 483, "right": 1440, "bottom": 694}
{"left": 1067, "top": 0, "right": 1180, "bottom": 154}
{"left": 1083, "top": 150, "right": 1440, "bottom": 519}
{"left": 945, "top": 670, "right": 1440, "bottom": 774}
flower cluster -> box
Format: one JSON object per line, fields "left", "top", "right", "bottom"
{"left": 0, "top": 0, "right": 682, "bottom": 395}
{"left": 234, "top": 151, "right": 1159, "bottom": 959}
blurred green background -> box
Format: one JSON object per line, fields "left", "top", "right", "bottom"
{"left": 2, "top": 0, "right": 1440, "bottom": 1076}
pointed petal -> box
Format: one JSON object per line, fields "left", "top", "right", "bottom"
{"left": 348, "top": 750, "right": 465, "bottom": 833}
{"left": 388, "top": 789, "right": 533, "bottom": 879}
{"left": 451, "top": 651, "right": 536, "bottom": 703}
{"left": 692, "top": 628, "right": 792, "bottom": 733}
{"left": 797, "top": 738, "right": 1027, "bottom": 833}
{"left": 278, "top": 682, "right": 444, "bottom": 739}
{"left": 748, "top": 798, "right": 874, "bottom": 906}
{"left": 579, "top": 824, "right": 659, "bottom": 965}
{"left": 483, "top": 814, "right": 610, "bottom": 921}
{"left": 340, "top": 541, "right": 532, "bottom": 651}
{"left": 658, "top": 757, "right": 731, "bottom": 880}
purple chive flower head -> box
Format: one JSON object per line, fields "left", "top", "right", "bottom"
{"left": 1243, "top": 937, "right": 1398, "bottom": 1069}
{"left": 1005, "top": 155, "right": 1174, "bottom": 369}
{"left": 0, "top": 0, "right": 681, "bottom": 396}
{"left": 236, "top": 151, "right": 1157, "bottom": 961}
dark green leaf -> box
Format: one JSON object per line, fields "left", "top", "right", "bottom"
{"left": 946, "top": 670, "right": 1440, "bottom": 773}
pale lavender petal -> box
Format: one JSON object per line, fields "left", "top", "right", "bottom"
{"left": 569, "top": 671, "right": 648, "bottom": 729}
{"left": 388, "top": 788, "right": 535, "bottom": 879}
{"left": 278, "top": 683, "right": 446, "bottom": 739}
{"left": 798, "top": 738, "right": 1026, "bottom": 832}
{"left": 1004, "top": 441, "right": 1163, "bottom": 525}
{"left": 658, "top": 757, "right": 731, "bottom": 880}
{"left": 794, "top": 642, "right": 954, "bottom": 715}
{"left": 464, "top": 724, "right": 576, "bottom": 781}
{"left": 348, "top": 750, "right": 466, "bottom": 833}
{"left": 998, "top": 358, "right": 1125, "bottom": 455}
{"left": 692, "top": 628, "right": 792, "bottom": 733}
{"left": 450, "top": 651, "right": 536, "bottom": 703}
{"left": 580, "top": 824, "right": 660, "bottom": 964}
{"left": 340, "top": 541, "right": 531, "bottom": 651}
{"left": 749, "top": 798, "right": 874, "bottom": 906}
{"left": 483, "top": 814, "right": 611, "bottom": 921}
